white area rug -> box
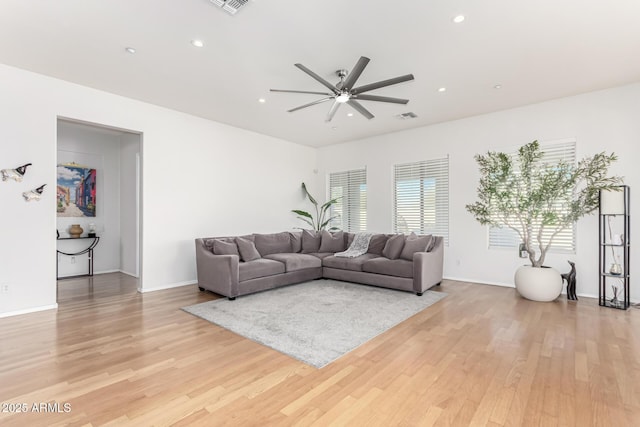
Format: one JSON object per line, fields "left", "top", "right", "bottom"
{"left": 183, "top": 280, "right": 446, "bottom": 368}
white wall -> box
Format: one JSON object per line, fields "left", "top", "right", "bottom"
{"left": 0, "top": 63, "right": 316, "bottom": 316}
{"left": 317, "top": 83, "right": 640, "bottom": 299}
{"left": 119, "top": 133, "right": 139, "bottom": 277}
{"left": 57, "top": 122, "right": 122, "bottom": 277}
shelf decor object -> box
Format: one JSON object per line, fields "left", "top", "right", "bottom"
{"left": 599, "top": 185, "right": 630, "bottom": 309}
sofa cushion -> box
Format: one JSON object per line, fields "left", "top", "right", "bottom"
{"left": 264, "top": 253, "right": 322, "bottom": 272}
{"left": 307, "top": 252, "right": 334, "bottom": 260}
{"left": 323, "top": 253, "right": 381, "bottom": 272}
{"left": 236, "top": 237, "right": 261, "bottom": 262}
{"left": 382, "top": 234, "right": 405, "bottom": 259}
{"left": 362, "top": 257, "right": 414, "bottom": 278}
{"left": 238, "top": 259, "right": 285, "bottom": 282}
{"left": 289, "top": 231, "right": 302, "bottom": 253}
{"left": 254, "top": 232, "right": 292, "bottom": 256}
{"left": 319, "top": 230, "right": 345, "bottom": 253}
{"left": 367, "top": 234, "right": 389, "bottom": 255}
{"left": 400, "top": 233, "right": 433, "bottom": 261}
{"left": 301, "top": 229, "right": 321, "bottom": 253}
{"left": 212, "top": 239, "right": 239, "bottom": 256}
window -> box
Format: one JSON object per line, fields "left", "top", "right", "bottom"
{"left": 393, "top": 157, "right": 449, "bottom": 243}
{"left": 489, "top": 140, "right": 576, "bottom": 253}
{"left": 328, "top": 168, "right": 367, "bottom": 232}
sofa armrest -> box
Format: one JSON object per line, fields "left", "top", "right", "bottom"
{"left": 413, "top": 236, "right": 444, "bottom": 293}
{"left": 195, "top": 239, "right": 239, "bottom": 298}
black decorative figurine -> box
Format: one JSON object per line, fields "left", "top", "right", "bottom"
{"left": 561, "top": 260, "right": 577, "bottom": 300}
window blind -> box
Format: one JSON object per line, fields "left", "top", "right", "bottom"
{"left": 488, "top": 140, "right": 577, "bottom": 253}
{"left": 328, "top": 168, "right": 367, "bottom": 232}
{"left": 393, "top": 156, "right": 449, "bottom": 243}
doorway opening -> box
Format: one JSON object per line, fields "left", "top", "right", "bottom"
{"left": 55, "top": 118, "right": 142, "bottom": 300}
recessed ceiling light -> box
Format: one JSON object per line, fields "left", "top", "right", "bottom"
{"left": 438, "top": 87, "right": 447, "bottom": 92}
{"left": 494, "top": 84, "right": 502, "bottom": 89}
{"left": 125, "top": 47, "right": 136, "bottom": 54}
{"left": 191, "top": 39, "right": 204, "bottom": 48}
{"left": 347, "top": 112, "right": 354, "bottom": 117}
{"left": 453, "top": 15, "right": 465, "bottom": 23}
{"left": 258, "top": 98, "right": 266, "bottom": 103}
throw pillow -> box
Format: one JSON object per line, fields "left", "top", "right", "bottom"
{"left": 289, "top": 231, "right": 302, "bottom": 253}
{"left": 319, "top": 230, "right": 345, "bottom": 253}
{"left": 345, "top": 232, "right": 355, "bottom": 248}
{"left": 400, "top": 233, "right": 433, "bottom": 260}
{"left": 236, "top": 237, "right": 261, "bottom": 262}
{"left": 426, "top": 235, "right": 437, "bottom": 252}
{"left": 212, "top": 239, "right": 239, "bottom": 256}
{"left": 254, "top": 232, "right": 292, "bottom": 256}
{"left": 301, "top": 229, "right": 322, "bottom": 253}
{"left": 382, "top": 234, "right": 405, "bottom": 259}
{"left": 367, "top": 234, "right": 389, "bottom": 255}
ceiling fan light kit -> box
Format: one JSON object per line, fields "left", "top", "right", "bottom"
{"left": 270, "top": 56, "right": 414, "bottom": 122}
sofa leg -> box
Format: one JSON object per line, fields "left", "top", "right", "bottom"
{"left": 228, "top": 296, "right": 236, "bottom": 301}
{"left": 198, "top": 287, "right": 205, "bottom": 292}
{"left": 436, "top": 282, "right": 441, "bottom": 286}
{"left": 416, "top": 292, "right": 423, "bottom": 296}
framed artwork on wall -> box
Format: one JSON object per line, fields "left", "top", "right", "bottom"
{"left": 57, "top": 162, "right": 96, "bottom": 217}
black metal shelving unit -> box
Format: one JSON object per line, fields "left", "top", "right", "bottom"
{"left": 599, "top": 185, "right": 630, "bottom": 309}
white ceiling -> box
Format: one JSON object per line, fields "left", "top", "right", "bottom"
{"left": 1, "top": 0, "right": 639, "bottom": 147}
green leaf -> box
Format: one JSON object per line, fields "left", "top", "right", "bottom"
{"left": 291, "top": 210, "right": 312, "bottom": 219}
{"left": 301, "top": 182, "right": 317, "bottom": 206}
{"left": 320, "top": 215, "right": 339, "bottom": 230}
{"left": 320, "top": 198, "right": 340, "bottom": 212}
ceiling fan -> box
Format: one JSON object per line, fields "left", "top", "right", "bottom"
{"left": 270, "top": 56, "right": 414, "bottom": 122}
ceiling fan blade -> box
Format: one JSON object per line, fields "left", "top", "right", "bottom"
{"left": 295, "top": 63, "right": 339, "bottom": 94}
{"left": 341, "top": 56, "right": 370, "bottom": 91}
{"left": 325, "top": 101, "right": 342, "bottom": 122}
{"left": 271, "top": 89, "right": 334, "bottom": 96}
{"left": 347, "top": 99, "right": 374, "bottom": 120}
{"left": 353, "top": 94, "right": 409, "bottom": 104}
{"left": 351, "top": 74, "right": 415, "bottom": 95}
{"left": 288, "top": 97, "right": 334, "bottom": 113}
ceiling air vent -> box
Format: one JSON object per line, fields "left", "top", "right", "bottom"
{"left": 209, "top": 0, "right": 249, "bottom": 15}
{"left": 396, "top": 112, "right": 418, "bottom": 120}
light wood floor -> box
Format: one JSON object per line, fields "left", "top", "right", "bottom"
{"left": 1, "top": 273, "right": 639, "bottom": 426}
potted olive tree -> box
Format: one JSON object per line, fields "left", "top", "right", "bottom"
{"left": 466, "top": 140, "right": 621, "bottom": 301}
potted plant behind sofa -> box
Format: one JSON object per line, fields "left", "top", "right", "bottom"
{"left": 466, "top": 140, "right": 621, "bottom": 301}
{"left": 292, "top": 182, "right": 340, "bottom": 231}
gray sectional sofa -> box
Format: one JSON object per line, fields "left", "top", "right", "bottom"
{"left": 195, "top": 230, "right": 443, "bottom": 300}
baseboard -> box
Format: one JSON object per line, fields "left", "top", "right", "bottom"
{"left": 57, "top": 270, "right": 137, "bottom": 279}
{"left": 0, "top": 303, "right": 58, "bottom": 318}
{"left": 444, "top": 276, "right": 513, "bottom": 288}
{"left": 118, "top": 269, "right": 139, "bottom": 278}
{"left": 139, "top": 280, "right": 197, "bottom": 293}
{"left": 444, "top": 276, "right": 638, "bottom": 303}
{"left": 94, "top": 269, "right": 121, "bottom": 275}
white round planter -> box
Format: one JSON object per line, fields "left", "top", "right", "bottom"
{"left": 514, "top": 265, "right": 563, "bottom": 302}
